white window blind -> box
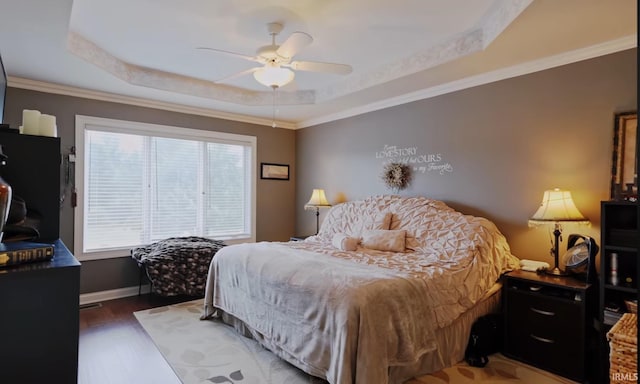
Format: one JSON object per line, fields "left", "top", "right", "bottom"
{"left": 75, "top": 115, "right": 256, "bottom": 260}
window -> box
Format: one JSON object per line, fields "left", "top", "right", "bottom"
{"left": 75, "top": 115, "right": 256, "bottom": 261}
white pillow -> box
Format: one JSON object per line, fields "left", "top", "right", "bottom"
{"left": 332, "top": 233, "right": 359, "bottom": 251}
{"left": 361, "top": 229, "right": 406, "bottom": 252}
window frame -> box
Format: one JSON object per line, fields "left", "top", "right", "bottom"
{"left": 74, "top": 115, "right": 257, "bottom": 261}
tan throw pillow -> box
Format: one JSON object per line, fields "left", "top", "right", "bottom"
{"left": 361, "top": 229, "right": 406, "bottom": 252}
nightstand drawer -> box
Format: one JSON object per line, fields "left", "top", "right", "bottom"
{"left": 505, "top": 275, "right": 588, "bottom": 302}
{"left": 507, "top": 292, "right": 584, "bottom": 356}
{"left": 506, "top": 291, "right": 584, "bottom": 377}
{"left": 506, "top": 290, "right": 582, "bottom": 337}
{"left": 506, "top": 324, "right": 584, "bottom": 379}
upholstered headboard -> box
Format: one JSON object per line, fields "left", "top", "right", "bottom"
{"left": 314, "top": 195, "right": 514, "bottom": 261}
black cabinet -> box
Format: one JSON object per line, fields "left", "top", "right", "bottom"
{"left": 0, "top": 130, "right": 79, "bottom": 382}
{"left": 600, "top": 201, "right": 639, "bottom": 322}
{"left": 0, "top": 240, "right": 80, "bottom": 383}
{"left": 503, "top": 270, "right": 595, "bottom": 383}
{"left": 599, "top": 200, "right": 639, "bottom": 382}
{"left": 0, "top": 130, "right": 61, "bottom": 242}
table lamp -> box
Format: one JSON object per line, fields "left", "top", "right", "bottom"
{"left": 528, "top": 188, "right": 590, "bottom": 276}
{"left": 304, "top": 189, "right": 331, "bottom": 234}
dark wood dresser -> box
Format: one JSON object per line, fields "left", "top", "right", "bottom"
{"left": 0, "top": 240, "right": 80, "bottom": 383}
{"left": 0, "top": 129, "right": 79, "bottom": 383}
{"left": 503, "top": 269, "right": 596, "bottom": 383}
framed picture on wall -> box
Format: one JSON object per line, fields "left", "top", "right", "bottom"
{"left": 610, "top": 111, "right": 637, "bottom": 199}
{"left": 260, "top": 163, "right": 290, "bottom": 180}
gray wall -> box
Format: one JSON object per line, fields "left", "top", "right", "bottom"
{"left": 4, "top": 88, "right": 296, "bottom": 293}
{"left": 3, "top": 48, "right": 636, "bottom": 293}
{"left": 296, "top": 49, "right": 637, "bottom": 263}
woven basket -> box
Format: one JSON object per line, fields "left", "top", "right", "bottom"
{"left": 607, "top": 313, "right": 637, "bottom": 382}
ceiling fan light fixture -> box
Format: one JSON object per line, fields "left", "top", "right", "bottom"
{"left": 253, "top": 65, "right": 294, "bottom": 88}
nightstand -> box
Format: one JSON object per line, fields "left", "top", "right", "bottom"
{"left": 290, "top": 235, "right": 310, "bottom": 241}
{"left": 503, "top": 270, "right": 596, "bottom": 383}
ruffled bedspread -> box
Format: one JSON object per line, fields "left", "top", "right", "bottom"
{"left": 202, "top": 195, "right": 519, "bottom": 384}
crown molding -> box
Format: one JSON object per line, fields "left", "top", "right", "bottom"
{"left": 7, "top": 76, "right": 297, "bottom": 129}
{"left": 298, "top": 35, "right": 637, "bottom": 128}
{"left": 7, "top": 35, "right": 635, "bottom": 131}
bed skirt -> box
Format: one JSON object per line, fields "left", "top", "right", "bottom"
{"left": 389, "top": 282, "right": 502, "bottom": 383}
{"left": 216, "top": 282, "right": 502, "bottom": 384}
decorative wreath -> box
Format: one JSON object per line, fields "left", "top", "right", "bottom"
{"left": 381, "top": 162, "right": 411, "bottom": 192}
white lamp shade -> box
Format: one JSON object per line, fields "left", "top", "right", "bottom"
{"left": 305, "top": 189, "right": 331, "bottom": 208}
{"left": 528, "top": 188, "right": 589, "bottom": 226}
{"left": 253, "top": 65, "right": 294, "bottom": 88}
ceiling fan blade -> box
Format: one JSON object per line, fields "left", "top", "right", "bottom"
{"left": 288, "top": 60, "right": 353, "bottom": 75}
{"left": 276, "top": 32, "right": 313, "bottom": 58}
{"left": 214, "top": 67, "right": 259, "bottom": 84}
{"left": 197, "top": 47, "right": 262, "bottom": 63}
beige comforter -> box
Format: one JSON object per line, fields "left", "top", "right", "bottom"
{"left": 202, "top": 195, "right": 519, "bottom": 384}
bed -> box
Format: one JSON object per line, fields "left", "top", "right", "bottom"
{"left": 202, "top": 195, "right": 520, "bottom": 384}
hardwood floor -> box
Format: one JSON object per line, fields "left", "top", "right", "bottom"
{"left": 78, "top": 294, "right": 196, "bottom": 384}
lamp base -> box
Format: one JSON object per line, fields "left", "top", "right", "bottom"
{"left": 545, "top": 267, "right": 569, "bottom": 276}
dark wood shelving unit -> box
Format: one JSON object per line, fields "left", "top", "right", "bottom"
{"left": 599, "top": 200, "right": 639, "bottom": 383}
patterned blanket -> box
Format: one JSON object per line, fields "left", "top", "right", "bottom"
{"left": 132, "top": 236, "right": 226, "bottom": 296}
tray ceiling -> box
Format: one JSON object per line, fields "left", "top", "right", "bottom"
{"left": 0, "top": 0, "right": 636, "bottom": 128}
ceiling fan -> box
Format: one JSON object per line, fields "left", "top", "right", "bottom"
{"left": 198, "top": 22, "right": 353, "bottom": 89}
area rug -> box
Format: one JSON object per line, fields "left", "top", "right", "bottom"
{"left": 135, "top": 299, "right": 577, "bottom": 384}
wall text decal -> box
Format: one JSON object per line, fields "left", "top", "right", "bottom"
{"left": 376, "top": 145, "right": 453, "bottom": 175}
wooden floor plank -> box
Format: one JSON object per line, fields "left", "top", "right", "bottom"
{"left": 78, "top": 294, "right": 195, "bottom": 384}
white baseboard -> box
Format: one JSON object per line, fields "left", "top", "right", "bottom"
{"left": 79, "top": 284, "right": 151, "bottom": 306}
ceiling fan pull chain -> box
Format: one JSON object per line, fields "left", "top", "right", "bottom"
{"left": 271, "top": 85, "right": 277, "bottom": 128}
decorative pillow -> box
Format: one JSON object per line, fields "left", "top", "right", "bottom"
{"left": 361, "top": 229, "right": 406, "bottom": 252}
{"left": 332, "top": 233, "right": 359, "bottom": 251}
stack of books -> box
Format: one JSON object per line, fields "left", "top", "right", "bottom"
{"left": 0, "top": 241, "right": 54, "bottom": 268}
{"left": 604, "top": 302, "right": 624, "bottom": 326}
